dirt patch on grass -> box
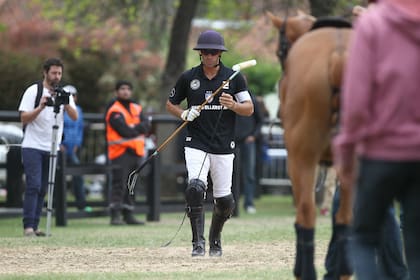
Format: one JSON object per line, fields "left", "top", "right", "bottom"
{"left": 0, "top": 242, "right": 327, "bottom": 275}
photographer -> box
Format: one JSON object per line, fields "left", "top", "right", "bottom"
{"left": 18, "top": 57, "right": 77, "bottom": 237}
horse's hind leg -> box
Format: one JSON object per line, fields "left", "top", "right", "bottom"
{"left": 294, "top": 224, "right": 317, "bottom": 280}
{"left": 326, "top": 182, "right": 353, "bottom": 280}
{"left": 336, "top": 182, "right": 353, "bottom": 279}
{"left": 289, "top": 158, "right": 318, "bottom": 280}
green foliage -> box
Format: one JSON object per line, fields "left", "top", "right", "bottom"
{"left": 0, "top": 51, "right": 43, "bottom": 110}
{"left": 60, "top": 49, "right": 114, "bottom": 113}
{"left": 198, "top": 0, "right": 255, "bottom": 20}
{"left": 222, "top": 54, "right": 281, "bottom": 96}
{"left": 245, "top": 62, "right": 281, "bottom": 96}
{"left": 32, "top": 0, "right": 171, "bottom": 51}
{"left": 33, "top": 0, "right": 141, "bottom": 29}
{"left": 309, "top": 0, "right": 337, "bottom": 17}
{"left": 0, "top": 0, "right": 166, "bottom": 112}
{"left": 0, "top": 0, "right": 305, "bottom": 113}
{"left": 334, "top": 0, "right": 365, "bottom": 18}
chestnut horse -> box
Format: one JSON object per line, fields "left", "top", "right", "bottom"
{"left": 268, "top": 11, "right": 353, "bottom": 280}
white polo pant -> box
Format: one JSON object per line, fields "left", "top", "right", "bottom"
{"left": 184, "top": 147, "right": 234, "bottom": 198}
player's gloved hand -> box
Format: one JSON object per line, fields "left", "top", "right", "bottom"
{"left": 181, "top": 107, "right": 200, "bottom": 122}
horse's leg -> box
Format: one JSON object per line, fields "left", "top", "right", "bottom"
{"left": 335, "top": 180, "right": 353, "bottom": 280}
{"left": 278, "top": 76, "right": 287, "bottom": 120}
{"left": 289, "top": 156, "right": 318, "bottom": 280}
{"left": 335, "top": 181, "right": 352, "bottom": 225}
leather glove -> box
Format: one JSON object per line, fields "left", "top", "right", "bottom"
{"left": 181, "top": 107, "right": 200, "bottom": 122}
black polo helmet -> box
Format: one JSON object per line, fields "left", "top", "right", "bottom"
{"left": 193, "top": 30, "right": 228, "bottom": 51}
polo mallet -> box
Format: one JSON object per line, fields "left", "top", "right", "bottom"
{"left": 127, "top": 59, "right": 257, "bottom": 194}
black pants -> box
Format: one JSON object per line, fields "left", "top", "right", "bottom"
{"left": 324, "top": 188, "right": 407, "bottom": 279}
{"left": 109, "top": 152, "right": 142, "bottom": 210}
{"left": 352, "top": 158, "right": 420, "bottom": 280}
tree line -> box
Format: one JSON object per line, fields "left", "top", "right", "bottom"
{"left": 0, "top": 0, "right": 363, "bottom": 113}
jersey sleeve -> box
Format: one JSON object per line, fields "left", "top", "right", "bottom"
{"left": 233, "top": 73, "right": 251, "bottom": 103}
{"left": 168, "top": 72, "right": 189, "bottom": 105}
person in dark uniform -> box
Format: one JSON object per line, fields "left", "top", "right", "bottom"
{"left": 234, "top": 93, "right": 264, "bottom": 214}
{"left": 166, "top": 30, "right": 254, "bottom": 257}
{"left": 105, "top": 80, "right": 150, "bottom": 225}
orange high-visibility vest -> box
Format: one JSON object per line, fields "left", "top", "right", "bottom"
{"left": 105, "top": 101, "right": 145, "bottom": 160}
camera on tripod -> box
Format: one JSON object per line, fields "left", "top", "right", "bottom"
{"left": 45, "top": 86, "right": 70, "bottom": 107}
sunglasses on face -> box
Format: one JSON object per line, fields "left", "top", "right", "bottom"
{"left": 201, "top": 49, "right": 220, "bottom": 56}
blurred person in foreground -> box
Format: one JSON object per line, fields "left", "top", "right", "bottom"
{"left": 60, "top": 85, "right": 91, "bottom": 212}
{"left": 105, "top": 80, "right": 150, "bottom": 225}
{"left": 19, "top": 58, "right": 78, "bottom": 237}
{"left": 166, "top": 30, "right": 253, "bottom": 257}
{"left": 324, "top": 3, "right": 408, "bottom": 280}
{"left": 333, "top": 0, "right": 420, "bottom": 278}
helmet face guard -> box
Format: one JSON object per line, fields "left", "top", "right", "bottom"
{"left": 193, "top": 30, "right": 228, "bottom": 52}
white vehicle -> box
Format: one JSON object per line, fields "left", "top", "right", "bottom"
{"left": 258, "top": 120, "right": 291, "bottom": 193}
{"left": 0, "top": 123, "right": 23, "bottom": 189}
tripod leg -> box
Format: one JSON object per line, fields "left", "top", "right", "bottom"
{"left": 46, "top": 122, "right": 60, "bottom": 237}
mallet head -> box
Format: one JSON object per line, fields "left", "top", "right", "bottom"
{"left": 232, "top": 59, "right": 257, "bottom": 72}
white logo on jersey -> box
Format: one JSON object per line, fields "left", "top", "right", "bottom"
{"left": 186, "top": 137, "right": 192, "bottom": 142}
{"left": 205, "top": 91, "right": 214, "bottom": 103}
{"left": 230, "top": 141, "right": 235, "bottom": 149}
{"left": 169, "top": 88, "right": 175, "bottom": 97}
{"left": 190, "top": 79, "right": 200, "bottom": 90}
{"left": 223, "top": 81, "right": 230, "bottom": 89}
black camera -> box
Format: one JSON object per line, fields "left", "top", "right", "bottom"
{"left": 45, "top": 86, "right": 70, "bottom": 107}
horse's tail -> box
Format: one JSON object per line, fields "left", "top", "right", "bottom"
{"left": 329, "top": 50, "right": 346, "bottom": 89}
{"left": 328, "top": 30, "right": 348, "bottom": 130}
{"left": 328, "top": 31, "right": 347, "bottom": 90}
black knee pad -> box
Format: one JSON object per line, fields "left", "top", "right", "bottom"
{"left": 185, "top": 179, "right": 206, "bottom": 207}
{"left": 214, "top": 194, "right": 235, "bottom": 219}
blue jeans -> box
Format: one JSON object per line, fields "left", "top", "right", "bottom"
{"left": 324, "top": 187, "right": 408, "bottom": 280}
{"left": 238, "top": 140, "right": 256, "bottom": 208}
{"left": 351, "top": 159, "right": 418, "bottom": 280}
{"left": 22, "top": 148, "right": 49, "bottom": 230}
{"left": 66, "top": 153, "right": 86, "bottom": 210}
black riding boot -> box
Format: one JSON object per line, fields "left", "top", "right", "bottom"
{"left": 122, "top": 209, "right": 144, "bottom": 225}
{"left": 188, "top": 206, "right": 205, "bottom": 257}
{"left": 209, "top": 212, "right": 226, "bottom": 257}
{"left": 209, "top": 194, "right": 235, "bottom": 257}
{"left": 110, "top": 209, "right": 124, "bottom": 225}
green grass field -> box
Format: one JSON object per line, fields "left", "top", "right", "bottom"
{"left": 0, "top": 194, "right": 332, "bottom": 279}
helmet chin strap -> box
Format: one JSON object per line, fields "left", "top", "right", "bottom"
{"left": 199, "top": 55, "right": 221, "bottom": 68}
{"left": 214, "top": 56, "right": 221, "bottom": 68}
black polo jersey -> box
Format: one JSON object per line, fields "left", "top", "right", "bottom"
{"left": 169, "top": 62, "right": 248, "bottom": 154}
